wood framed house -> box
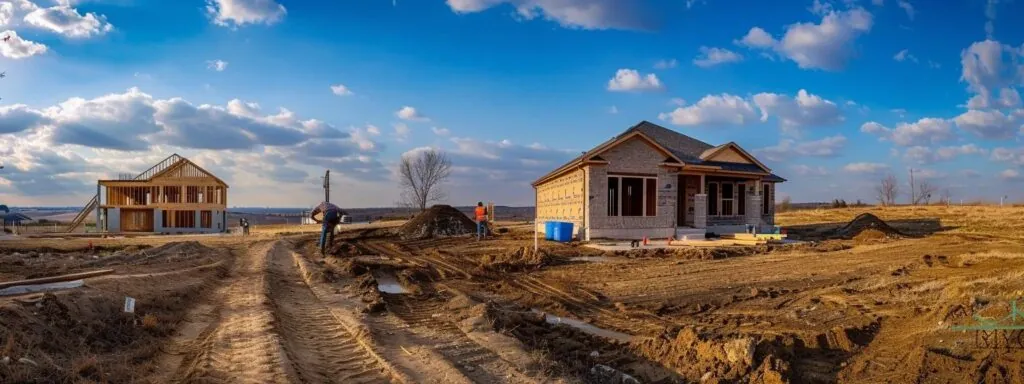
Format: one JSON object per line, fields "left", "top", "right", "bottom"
{"left": 532, "top": 121, "right": 786, "bottom": 240}
{"left": 80, "top": 154, "right": 229, "bottom": 234}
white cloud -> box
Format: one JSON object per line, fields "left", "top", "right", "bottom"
{"left": 330, "top": 84, "right": 353, "bottom": 96}
{"left": 23, "top": 5, "right": 112, "bottom": 38}
{"left": 791, "top": 164, "right": 828, "bottom": 176}
{"left": 653, "top": 58, "right": 678, "bottom": 69}
{"left": 0, "top": 30, "right": 46, "bottom": 59}
{"left": 693, "top": 46, "right": 743, "bottom": 68}
{"left": 893, "top": 49, "right": 917, "bottom": 63}
{"left": 607, "top": 105, "right": 618, "bottom": 114}
{"left": 396, "top": 106, "right": 428, "bottom": 122}
{"left": 393, "top": 122, "right": 410, "bottom": 140}
{"left": 365, "top": 124, "right": 381, "bottom": 136}
{"left": 658, "top": 94, "right": 758, "bottom": 126}
{"left": 927, "top": 60, "right": 941, "bottom": 69}
{"left": 1000, "top": 169, "right": 1022, "bottom": 181}
{"left": 607, "top": 69, "right": 663, "bottom": 92}
{"left": 860, "top": 118, "right": 955, "bottom": 146}
{"left": 843, "top": 162, "right": 889, "bottom": 174}
{"left": 752, "top": 89, "right": 843, "bottom": 134}
{"left": 431, "top": 126, "right": 451, "bottom": 136}
{"left": 736, "top": 8, "right": 873, "bottom": 71}
{"left": 755, "top": 135, "right": 847, "bottom": 161}
{"left": 985, "top": 0, "right": 998, "bottom": 38}
{"left": 669, "top": 97, "right": 686, "bottom": 106}
{"left": 736, "top": 27, "right": 775, "bottom": 49}
{"left": 897, "top": 0, "right": 914, "bottom": 20}
{"left": 206, "top": 0, "right": 286, "bottom": 27}
{"left": 206, "top": 59, "right": 229, "bottom": 72}
{"left": 904, "top": 144, "right": 987, "bottom": 164}
{"left": 0, "top": 3, "right": 14, "bottom": 26}
{"left": 953, "top": 109, "right": 1021, "bottom": 139}
{"left": 959, "top": 40, "right": 1024, "bottom": 109}
{"left": 0, "top": 104, "right": 50, "bottom": 134}
{"left": 445, "top": 0, "right": 654, "bottom": 30}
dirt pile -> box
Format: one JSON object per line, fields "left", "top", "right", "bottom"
{"left": 479, "top": 246, "right": 558, "bottom": 272}
{"left": 630, "top": 327, "right": 775, "bottom": 382}
{"left": 396, "top": 205, "right": 476, "bottom": 240}
{"left": 326, "top": 241, "right": 359, "bottom": 257}
{"left": 834, "top": 213, "right": 904, "bottom": 240}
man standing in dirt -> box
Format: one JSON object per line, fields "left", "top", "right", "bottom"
{"left": 475, "top": 201, "right": 488, "bottom": 241}
{"left": 312, "top": 201, "right": 343, "bottom": 253}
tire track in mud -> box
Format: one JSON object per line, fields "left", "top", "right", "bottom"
{"left": 176, "top": 241, "right": 290, "bottom": 383}
{"left": 266, "top": 242, "right": 393, "bottom": 384}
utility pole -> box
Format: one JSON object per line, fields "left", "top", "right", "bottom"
{"left": 322, "top": 170, "right": 330, "bottom": 203}
{"left": 1001, "top": 195, "right": 1008, "bottom": 207}
{"left": 908, "top": 168, "right": 916, "bottom": 205}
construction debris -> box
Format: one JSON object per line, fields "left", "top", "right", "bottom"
{"left": 833, "top": 213, "right": 904, "bottom": 240}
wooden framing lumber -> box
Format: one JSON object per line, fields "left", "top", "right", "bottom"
{"left": 0, "top": 269, "right": 115, "bottom": 290}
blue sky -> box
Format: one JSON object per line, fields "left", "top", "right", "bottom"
{"left": 1, "top": 0, "right": 1023, "bottom": 208}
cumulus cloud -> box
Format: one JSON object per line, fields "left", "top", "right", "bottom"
{"left": 953, "top": 109, "right": 1021, "bottom": 139}
{"left": 658, "top": 94, "right": 758, "bottom": 126}
{"left": 843, "top": 162, "right": 889, "bottom": 174}
{"left": 607, "top": 69, "right": 663, "bottom": 92}
{"left": 653, "top": 58, "right": 678, "bottom": 69}
{"left": 1000, "top": 169, "right": 1022, "bottom": 181}
{"left": 959, "top": 40, "right": 1024, "bottom": 109}
{"left": 23, "top": 5, "right": 112, "bottom": 38}
{"left": 735, "top": 8, "right": 873, "bottom": 71}
{"left": 445, "top": 0, "right": 656, "bottom": 30}
{"left": 330, "top": 84, "right": 353, "bottom": 96}
{"left": 752, "top": 89, "right": 843, "bottom": 134}
{"left": 443, "top": 137, "right": 575, "bottom": 186}
{"left": 0, "top": 3, "right": 14, "bottom": 26}
{"left": 0, "top": 104, "right": 50, "bottom": 134}
{"left": 396, "top": 106, "right": 428, "bottom": 122}
{"left": 206, "top": 0, "right": 286, "bottom": 27}
{"left": 904, "top": 144, "right": 987, "bottom": 164}
{"left": 206, "top": 59, "right": 229, "bottom": 72}
{"left": 860, "top": 118, "right": 954, "bottom": 146}
{"left": 897, "top": 0, "right": 914, "bottom": 20}
{"left": 365, "top": 124, "right": 381, "bottom": 136}
{"left": 0, "top": 29, "right": 46, "bottom": 59}
{"left": 692, "top": 47, "right": 742, "bottom": 68}
{"left": 431, "top": 126, "right": 451, "bottom": 136}
{"left": 754, "top": 135, "right": 846, "bottom": 162}
{"left": 991, "top": 147, "right": 1024, "bottom": 166}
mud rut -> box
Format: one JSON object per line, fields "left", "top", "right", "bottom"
{"left": 170, "top": 241, "right": 393, "bottom": 383}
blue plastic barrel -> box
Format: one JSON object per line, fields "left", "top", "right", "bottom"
{"left": 544, "top": 221, "right": 555, "bottom": 240}
{"left": 553, "top": 222, "right": 574, "bottom": 242}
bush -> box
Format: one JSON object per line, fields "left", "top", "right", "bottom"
{"left": 831, "top": 199, "right": 848, "bottom": 209}
{"left": 777, "top": 196, "right": 792, "bottom": 212}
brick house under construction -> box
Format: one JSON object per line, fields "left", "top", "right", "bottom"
{"left": 66, "top": 154, "right": 229, "bottom": 234}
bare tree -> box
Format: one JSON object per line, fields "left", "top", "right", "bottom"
{"left": 914, "top": 181, "right": 939, "bottom": 205}
{"left": 398, "top": 149, "right": 452, "bottom": 211}
{"left": 876, "top": 174, "right": 899, "bottom": 206}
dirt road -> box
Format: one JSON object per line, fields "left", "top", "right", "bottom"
{"left": 163, "top": 240, "right": 394, "bottom": 383}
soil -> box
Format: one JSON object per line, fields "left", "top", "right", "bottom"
{"left": 2, "top": 207, "right": 1023, "bottom": 383}
{"left": 833, "top": 213, "right": 905, "bottom": 239}
{"left": 396, "top": 205, "right": 477, "bottom": 240}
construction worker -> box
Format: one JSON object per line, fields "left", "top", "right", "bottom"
{"left": 475, "top": 201, "right": 488, "bottom": 240}
{"left": 311, "top": 201, "right": 343, "bottom": 253}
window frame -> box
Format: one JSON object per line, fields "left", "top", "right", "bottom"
{"left": 761, "top": 182, "right": 772, "bottom": 215}
{"left": 720, "top": 182, "right": 734, "bottom": 216}
{"left": 607, "top": 175, "right": 658, "bottom": 217}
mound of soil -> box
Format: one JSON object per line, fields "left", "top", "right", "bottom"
{"left": 479, "top": 247, "right": 557, "bottom": 272}
{"left": 834, "top": 213, "right": 904, "bottom": 240}
{"left": 326, "top": 242, "right": 359, "bottom": 258}
{"left": 396, "top": 205, "right": 476, "bottom": 240}
{"left": 631, "top": 327, "right": 765, "bottom": 382}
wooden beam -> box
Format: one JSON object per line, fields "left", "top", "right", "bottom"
{"left": 0, "top": 269, "right": 115, "bottom": 290}
{"left": 99, "top": 179, "right": 226, "bottom": 187}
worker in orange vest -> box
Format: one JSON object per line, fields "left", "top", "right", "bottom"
{"left": 475, "top": 202, "right": 488, "bottom": 241}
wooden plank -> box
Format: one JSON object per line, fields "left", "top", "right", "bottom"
{"left": 99, "top": 179, "right": 226, "bottom": 187}
{"left": 0, "top": 269, "right": 115, "bottom": 290}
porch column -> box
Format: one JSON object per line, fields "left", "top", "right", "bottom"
{"left": 694, "top": 174, "right": 707, "bottom": 229}
{"left": 746, "top": 179, "right": 762, "bottom": 227}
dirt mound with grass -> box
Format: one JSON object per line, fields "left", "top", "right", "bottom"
{"left": 396, "top": 205, "right": 476, "bottom": 240}
{"left": 479, "top": 246, "right": 559, "bottom": 272}
{"left": 834, "top": 213, "right": 905, "bottom": 240}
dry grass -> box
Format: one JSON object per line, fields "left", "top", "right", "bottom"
{"left": 777, "top": 205, "right": 1024, "bottom": 239}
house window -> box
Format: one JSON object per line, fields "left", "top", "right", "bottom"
{"left": 607, "top": 176, "right": 656, "bottom": 217}
{"left": 721, "top": 183, "right": 734, "bottom": 216}
{"left": 707, "top": 182, "right": 719, "bottom": 216}
{"left": 762, "top": 183, "right": 772, "bottom": 215}
{"left": 737, "top": 183, "right": 746, "bottom": 216}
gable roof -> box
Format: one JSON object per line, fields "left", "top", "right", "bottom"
{"left": 699, "top": 142, "right": 772, "bottom": 173}
{"left": 100, "top": 153, "right": 229, "bottom": 187}
{"left": 533, "top": 121, "right": 784, "bottom": 186}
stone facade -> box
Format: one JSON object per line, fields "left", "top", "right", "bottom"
{"left": 585, "top": 137, "right": 677, "bottom": 239}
